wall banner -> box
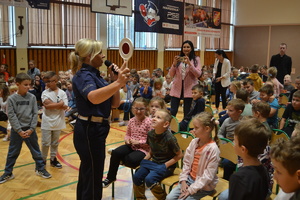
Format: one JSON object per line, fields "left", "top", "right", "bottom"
{"left": 0, "top": 0, "right": 50, "bottom": 9}
{"left": 184, "top": 3, "right": 221, "bottom": 38}
{"left": 134, "top": 0, "right": 184, "bottom": 35}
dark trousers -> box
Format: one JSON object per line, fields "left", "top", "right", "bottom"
{"left": 215, "top": 82, "right": 228, "bottom": 110}
{"left": 73, "top": 119, "right": 110, "bottom": 200}
{"left": 118, "top": 102, "right": 134, "bottom": 121}
{"left": 107, "top": 144, "right": 145, "bottom": 181}
{"left": 170, "top": 97, "right": 193, "bottom": 118}
{"left": 4, "top": 129, "right": 45, "bottom": 174}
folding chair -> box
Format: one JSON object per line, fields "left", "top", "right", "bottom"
{"left": 161, "top": 132, "right": 195, "bottom": 193}
{"left": 209, "top": 138, "right": 238, "bottom": 200}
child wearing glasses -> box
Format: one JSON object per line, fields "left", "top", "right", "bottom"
{"left": 103, "top": 97, "right": 152, "bottom": 188}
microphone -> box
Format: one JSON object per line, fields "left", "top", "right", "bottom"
{"left": 104, "top": 60, "right": 118, "bottom": 74}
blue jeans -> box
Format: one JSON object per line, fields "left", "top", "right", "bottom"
{"left": 218, "top": 189, "right": 229, "bottom": 200}
{"left": 4, "top": 129, "right": 45, "bottom": 174}
{"left": 133, "top": 159, "right": 174, "bottom": 188}
{"left": 166, "top": 175, "right": 214, "bottom": 200}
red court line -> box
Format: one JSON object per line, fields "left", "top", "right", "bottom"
{"left": 57, "top": 131, "right": 79, "bottom": 170}
{"left": 56, "top": 129, "right": 131, "bottom": 183}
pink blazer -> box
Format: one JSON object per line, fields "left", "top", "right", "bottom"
{"left": 169, "top": 57, "right": 202, "bottom": 98}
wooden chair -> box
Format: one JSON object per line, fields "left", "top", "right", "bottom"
{"left": 161, "top": 132, "right": 195, "bottom": 193}
{"left": 170, "top": 115, "right": 180, "bottom": 134}
{"left": 278, "top": 93, "right": 288, "bottom": 105}
{"left": 270, "top": 129, "right": 290, "bottom": 145}
{"left": 277, "top": 105, "right": 286, "bottom": 120}
{"left": 206, "top": 84, "right": 212, "bottom": 104}
{"left": 205, "top": 105, "right": 214, "bottom": 115}
{"left": 270, "top": 129, "right": 289, "bottom": 194}
{"left": 209, "top": 138, "right": 238, "bottom": 200}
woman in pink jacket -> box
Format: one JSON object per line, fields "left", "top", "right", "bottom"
{"left": 166, "top": 112, "right": 220, "bottom": 200}
{"left": 169, "top": 40, "right": 202, "bottom": 117}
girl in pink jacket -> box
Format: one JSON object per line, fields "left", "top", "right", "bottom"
{"left": 166, "top": 112, "right": 220, "bottom": 200}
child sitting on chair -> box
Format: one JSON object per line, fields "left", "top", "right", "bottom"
{"left": 166, "top": 112, "right": 220, "bottom": 200}
{"left": 133, "top": 109, "right": 183, "bottom": 200}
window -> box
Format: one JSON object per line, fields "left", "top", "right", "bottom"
{"left": 27, "top": 0, "right": 96, "bottom": 46}
{"left": 0, "top": 5, "right": 15, "bottom": 46}
{"left": 107, "top": 13, "right": 157, "bottom": 49}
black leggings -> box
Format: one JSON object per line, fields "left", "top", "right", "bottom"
{"left": 215, "top": 82, "right": 228, "bottom": 110}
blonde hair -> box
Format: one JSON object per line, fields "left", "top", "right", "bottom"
{"left": 193, "top": 112, "right": 219, "bottom": 144}
{"left": 69, "top": 38, "right": 103, "bottom": 74}
{"left": 231, "top": 80, "right": 241, "bottom": 91}
{"left": 267, "top": 67, "right": 277, "bottom": 80}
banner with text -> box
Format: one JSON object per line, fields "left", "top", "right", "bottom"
{"left": 134, "top": 0, "right": 184, "bottom": 35}
{"left": 184, "top": 3, "right": 221, "bottom": 38}
{"left": 0, "top": 0, "right": 50, "bottom": 9}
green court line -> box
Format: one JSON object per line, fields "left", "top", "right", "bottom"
{"left": 16, "top": 167, "right": 126, "bottom": 199}
{"left": 0, "top": 140, "right": 124, "bottom": 172}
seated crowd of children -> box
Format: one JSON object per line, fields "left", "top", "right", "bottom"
{"left": 1, "top": 62, "right": 299, "bottom": 200}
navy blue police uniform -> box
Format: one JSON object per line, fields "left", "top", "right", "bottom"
{"left": 72, "top": 63, "right": 112, "bottom": 200}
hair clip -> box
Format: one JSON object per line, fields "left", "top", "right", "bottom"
{"left": 211, "top": 117, "right": 215, "bottom": 122}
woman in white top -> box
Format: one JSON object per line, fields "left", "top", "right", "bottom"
{"left": 213, "top": 49, "right": 231, "bottom": 112}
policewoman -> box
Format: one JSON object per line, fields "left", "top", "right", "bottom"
{"left": 69, "top": 38, "right": 130, "bottom": 200}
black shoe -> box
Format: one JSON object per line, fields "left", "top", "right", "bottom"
{"left": 36, "top": 169, "right": 52, "bottom": 179}
{"left": 0, "top": 173, "right": 14, "bottom": 184}
{"left": 102, "top": 178, "right": 115, "bottom": 188}
{"left": 50, "top": 157, "right": 62, "bottom": 169}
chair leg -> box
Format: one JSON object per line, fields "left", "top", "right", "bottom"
{"left": 112, "top": 181, "right": 115, "bottom": 197}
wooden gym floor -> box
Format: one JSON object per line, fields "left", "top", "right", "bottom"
{"left": 0, "top": 105, "right": 277, "bottom": 199}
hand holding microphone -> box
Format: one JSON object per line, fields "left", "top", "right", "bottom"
{"left": 104, "top": 60, "right": 118, "bottom": 75}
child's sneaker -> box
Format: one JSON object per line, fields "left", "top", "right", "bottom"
{"left": 102, "top": 178, "right": 115, "bottom": 188}
{"left": 118, "top": 121, "right": 128, "bottom": 127}
{"left": 0, "top": 173, "right": 14, "bottom": 184}
{"left": 36, "top": 169, "right": 52, "bottom": 179}
{"left": 2, "top": 135, "right": 9, "bottom": 141}
{"left": 50, "top": 157, "right": 62, "bottom": 169}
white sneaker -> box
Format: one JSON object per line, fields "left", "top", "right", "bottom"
{"left": 2, "top": 136, "right": 9, "bottom": 141}
{"left": 118, "top": 121, "right": 128, "bottom": 126}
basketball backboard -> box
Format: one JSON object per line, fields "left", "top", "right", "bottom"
{"left": 91, "top": 0, "right": 132, "bottom": 16}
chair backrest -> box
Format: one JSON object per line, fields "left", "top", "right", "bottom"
{"left": 270, "top": 129, "right": 290, "bottom": 145}
{"left": 187, "top": 118, "right": 194, "bottom": 131}
{"left": 279, "top": 94, "right": 288, "bottom": 105}
{"left": 170, "top": 116, "right": 179, "bottom": 134}
{"left": 219, "top": 138, "right": 238, "bottom": 164}
{"left": 174, "top": 132, "right": 195, "bottom": 151}
{"left": 174, "top": 132, "right": 195, "bottom": 168}
{"left": 277, "top": 105, "right": 286, "bottom": 120}
{"left": 205, "top": 105, "right": 213, "bottom": 115}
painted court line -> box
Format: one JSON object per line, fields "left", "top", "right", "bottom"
{"left": 14, "top": 127, "right": 129, "bottom": 199}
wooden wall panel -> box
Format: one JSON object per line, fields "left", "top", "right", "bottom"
{"left": 204, "top": 51, "right": 233, "bottom": 67}
{"left": 107, "top": 50, "right": 158, "bottom": 74}
{"left": 5, "top": 49, "right": 232, "bottom": 78}
{"left": 0, "top": 48, "right": 17, "bottom": 77}
{"left": 28, "top": 49, "right": 73, "bottom": 74}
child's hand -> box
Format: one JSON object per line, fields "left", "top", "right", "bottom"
{"left": 125, "top": 139, "right": 131, "bottom": 145}
{"left": 130, "top": 139, "right": 139, "bottom": 145}
{"left": 180, "top": 181, "right": 189, "bottom": 193}
{"left": 143, "top": 87, "right": 148, "bottom": 94}
{"left": 179, "top": 190, "right": 190, "bottom": 200}
{"left": 251, "top": 99, "right": 260, "bottom": 104}
{"left": 24, "top": 129, "right": 33, "bottom": 136}
{"left": 18, "top": 131, "right": 29, "bottom": 138}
